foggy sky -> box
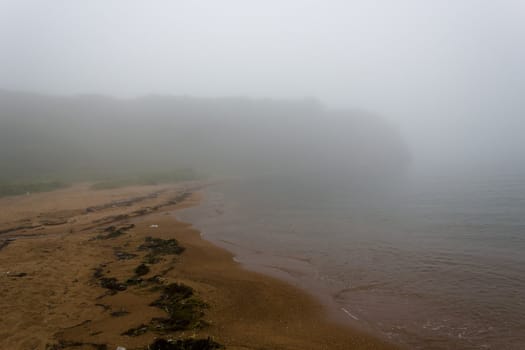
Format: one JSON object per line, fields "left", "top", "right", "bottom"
{"left": 1, "top": 1, "right": 524, "bottom": 166}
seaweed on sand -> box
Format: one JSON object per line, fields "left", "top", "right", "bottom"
{"left": 147, "top": 338, "right": 222, "bottom": 350}
{"left": 123, "top": 283, "right": 208, "bottom": 337}
{"left": 93, "top": 265, "right": 105, "bottom": 279}
{"left": 121, "top": 323, "right": 149, "bottom": 336}
{"left": 93, "top": 265, "right": 127, "bottom": 292}
{"left": 94, "top": 224, "right": 135, "bottom": 240}
{"left": 135, "top": 263, "right": 150, "bottom": 276}
{"left": 114, "top": 249, "right": 138, "bottom": 260}
{"left": 149, "top": 283, "right": 208, "bottom": 332}
{"left": 99, "top": 277, "right": 127, "bottom": 292}
{"left": 45, "top": 340, "right": 107, "bottom": 350}
{"left": 110, "top": 309, "right": 130, "bottom": 317}
{"left": 125, "top": 263, "right": 151, "bottom": 286}
{"left": 139, "top": 236, "right": 185, "bottom": 264}
{"left": 125, "top": 276, "right": 143, "bottom": 286}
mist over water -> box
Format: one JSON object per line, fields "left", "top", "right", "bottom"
{"left": 1, "top": 1, "right": 525, "bottom": 349}
{"left": 179, "top": 163, "right": 525, "bottom": 349}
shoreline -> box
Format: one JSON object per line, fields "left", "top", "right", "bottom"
{"left": 0, "top": 184, "right": 398, "bottom": 349}
{"left": 179, "top": 182, "right": 525, "bottom": 350}
{"left": 174, "top": 188, "right": 383, "bottom": 337}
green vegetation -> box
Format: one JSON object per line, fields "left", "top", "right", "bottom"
{"left": 0, "top": 169, "right": 196, "bottom": 198}
{"left": 91, "top": 169, "right": 196, "bottom": 190}
{"left": 0, "top": 180, "right": 68, "bottom": 198}
{"left": 1, "top": 91, "right": 410, "bottom": 194}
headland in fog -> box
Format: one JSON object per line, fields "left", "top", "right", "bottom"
{"left": 0, "top": 89, "right": 409, "bottom": 186}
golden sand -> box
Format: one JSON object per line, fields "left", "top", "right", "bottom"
{"left": 0, "top": 183, "right": 398, "bottom": 350}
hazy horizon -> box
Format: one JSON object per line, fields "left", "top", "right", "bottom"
{"left": 1, "top": 3, "right": 525, "bottom": 349}
{"left": 1, "top": 1, "right": 524, "bottom": 168}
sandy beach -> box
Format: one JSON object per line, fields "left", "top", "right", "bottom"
{"left": 0, "top": 183, "right": 398, "bottom": 350}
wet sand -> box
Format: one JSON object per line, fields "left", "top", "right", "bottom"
{"left": 0, "top": 183, "right": 398, "bottom": 350}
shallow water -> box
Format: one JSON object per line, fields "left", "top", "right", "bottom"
{"left": 178, "top": 166, "right": 525, "bottom": 349}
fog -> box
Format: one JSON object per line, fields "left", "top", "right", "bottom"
{"left": 0, "top": 90, "right": 409, "bottom": 188}
{"left": 2, "top": 5, "right": 525, "bottom": 348}
{"left": 1, "top": 1, "right": 524, "bottom": 174}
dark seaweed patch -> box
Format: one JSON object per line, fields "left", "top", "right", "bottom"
{"left": 147, "top": 337, "right": 222, "bottom": 350}
{"left": 146, "top": 275, "right": 164, "bottom": 284}
{"left": 94, "top": 224, "right": 134, "bottom": 240}
{"left": 121, "top": 323, "right": 149, "bottom": 337}
{"left": 93, "top": 265, "right": 105, "bottom": 279}
{"left": 125, "top": 276, "right": 143, "bottom": 286}
{"left": 149, "top": 283, "right": 207, "bottom": 332}
{"left": 123, "top": 282, "right": 208, "bottom": 337}
{"left": 134, "top": 263, "right": 150, "bottom": 276}
{"left": 99, "top": 277, "right": 127, "bottom": 292}
{"left": 110, "top": 310, "right": 130, "bottom": 317}
{"left": 45, "top": 340, "right": 107, "bottom": 350}
{"left": 139, "top": 236, "right": 185, "bottom": 264}
{"left": 114, "top": 250, "right": 138, "bottom": 260}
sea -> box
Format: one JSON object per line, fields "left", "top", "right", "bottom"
{"left": 178, "top": 163, "right": 525, "bottom": 349}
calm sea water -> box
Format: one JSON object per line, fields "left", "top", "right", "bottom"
{"left": 178, "top": 165, "right": 525, "bottom": 349}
